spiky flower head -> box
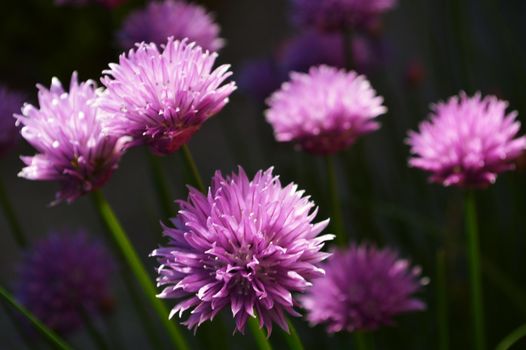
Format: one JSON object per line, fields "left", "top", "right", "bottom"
{"left": 117, "top": 0, "right": 223, "bottom": 52}
{"left": 14, "top": 231, "right": 114, "bottom": 335}
{"left": 152, "top": 167, "right": 333, "bottom": 334}
{"left": 17, "top": 72, "right": 129, "bottom": 204}
{"left": 291, "top": 0, "right": 398, "bottom": 32}
{"left": 407, "top": 92, "right": 526, "bottom": 188}
{"left": 99, "top": 38, "right": 236, "bottom": 155}
{"left": 265, "top": 65, "right": 386, "bottom": 155}
{"left": 301, "top": 244, "right": 426, "bottom": 333}
{"left": 0, "top": 86, "right": 24, "bottom": 156}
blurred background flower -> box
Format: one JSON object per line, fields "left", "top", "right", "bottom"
{"left": 117, "top": 0, "right": 223, "bottom": 51}
{"left": 14, "top": 231, "right": 114, "bottom": 335}
{"left": 302, "top": 244, "right": 426, "bottom": 333}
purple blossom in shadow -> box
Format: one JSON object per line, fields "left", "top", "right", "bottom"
{"left": 117, "top": 0, "right": 223, "bottom": 52}
{"left": 407, "top": 92, "right": 526, "bottom": 187}
{"left": 14, "top": 231, "right": 114, "bottom": 335}
{"left": 301, "top": 244, "right": 426, "bottom": 333}
{"left": 152, "top": 167, "right": 333, "bottom": 335}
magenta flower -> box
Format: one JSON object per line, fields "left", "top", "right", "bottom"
{"left": 265, "top": 65, "right": 386, "bottom": 154}
{"left": 291, "top": 0, "right": 398, "bottom": 32}
{"left": 117, "top": 0, "right": 223, "bottom": 52}
{"left": 152, "top": 167, "right": 333, "bottom": 334}
{"left": 15, "top": 231, "right": 114, "bottom": 335}
{"left": 99, "top": 38, "right": 236, "bottom": 155}
{"left": 0, "top": 86, "right": 24, "bottom": 157}
{"left": 407, "top": 92, "right": 526, "bottom": 187}
{"left": 17, "top": 73, "right": 129, "bottom": 204}
{"left": 301, "top": 244, "right": 426, "bottom": 333}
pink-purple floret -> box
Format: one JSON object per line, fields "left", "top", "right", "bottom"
{"left": 407, "top": 92, "right": 526, "bottom": 188}
{"left": 99, "top": 38, "right": 236, "bottom": 155}
{"left": 152, "top": 167, "right": 333, "bottom": 335}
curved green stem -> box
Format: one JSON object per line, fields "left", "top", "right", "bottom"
{"left": 325, "top": 156, "right": 346, "bottom": 246}
{"left": 182, "top": 145, "right": 205, "bottom": 193}
{"left": 496, "top": 324, "right": 526, "bottom": 350}
{"left": 0, "top": 286, "right": 72, "bottom": 350}
{"left": 146, "top": 151, "right": 175, "bottom": 218}
{"left": 91, "top": 190, "right": 189, "bottom": 350}
{"left": 0, "top": 176, "right": 27, "bottom": 248}
{"left": 282, "top": 319, "right": 304, "bottom": 350}
{"left": 248, "top": 317, "right": 273, "bottom": 350}
{"left": 465, "top": 191, "right": 485, "bottom": 350}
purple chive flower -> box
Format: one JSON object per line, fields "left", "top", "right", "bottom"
{"left": 407, "top": 92, "right": 526, "bottom": 187}
{"left": 238, "top": 58, "right": 285, "bottom": 103}
{"left": 117, "top": 0, "right": 223, "bottom": 52}
{"left": 14, "top": 231, "right": 114, "bottom": 335}
{"left": 301, "top": 244, "right": 426, "bottom": 333}
{"left": 99, "top": 38, "right": 236, "bottom": 155}
{"left": 17, "top": 72, "right": 129, "bottom": 204}
{"left": 265, "top": 65, "right": 386, "bottom": 155}
{"left": 291, "top": 0, "right": 398, "bottom": 32}
{"left": 0, "top": 86, "right": 24, "bottom": 157}
{"left": 152, "top": 167, "right": 333, "bottom": 334}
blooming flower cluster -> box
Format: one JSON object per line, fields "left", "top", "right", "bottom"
{"left": 99, "top": 38, "right": 236, "bottom": 155}
{"left": 302, "top": 244, "right": 426, "bottom": 333}
{"left": 14, "top": 232, "right": 114, "bottom": 335}
{"left": 118, "top": 0, "right": 223, "bottom": 52}
{"left": 17, "top": 73, "right": 129, "bottom": 203}
{"left": 265, "top": 65, "right": 386, "bottom": 154}
{"left": 407, "top": 92, "right": 526, "bottom": 187}
{"left": 291, "top": 0, "right": 398, "bottom": 32}
{"left": 0, "top": 86, "right": 24, "bottom": 157}
{"left": 152, "top": 167, "right": 333, "bottom": 334}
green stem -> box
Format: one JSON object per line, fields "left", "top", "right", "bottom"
{"left": 146, "top": 151, "right": 175, "bottom": 218}
{"left": 325, "top": 156, "right": 346, "bottom": 246}
{"left": 0, "top": 286, "right": 72, "bottom": 350}
{"left": 353, "top": 332, "right": 368, "bottom": 350}
{"left": 496, "top": 324, "right": 526, "bottom": 350}
{"left": 282, "top": 319, "right": 304, "bottom": 350}
{"left": 436, "top": 250, "right": 450, "bottom": 350}
{"left": 79, "top": 308, "right": 110, "bottom": 350}
{"left": 465, "top": 191, "right": 485, "bottom": 350}
{"left": 248, "top": 317, "right": 273, "bottom": 350}
{"left": 182, "top": 145, "right": 205, "bottom": 193}
{"left": 91, "top": 190, "right": 189, "bottom": 350}
{"left": 121, "top": 271, "right": 166, "bottom": 350}
{"left": 0, "top": 176, "right": 27, "bottom": 248}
